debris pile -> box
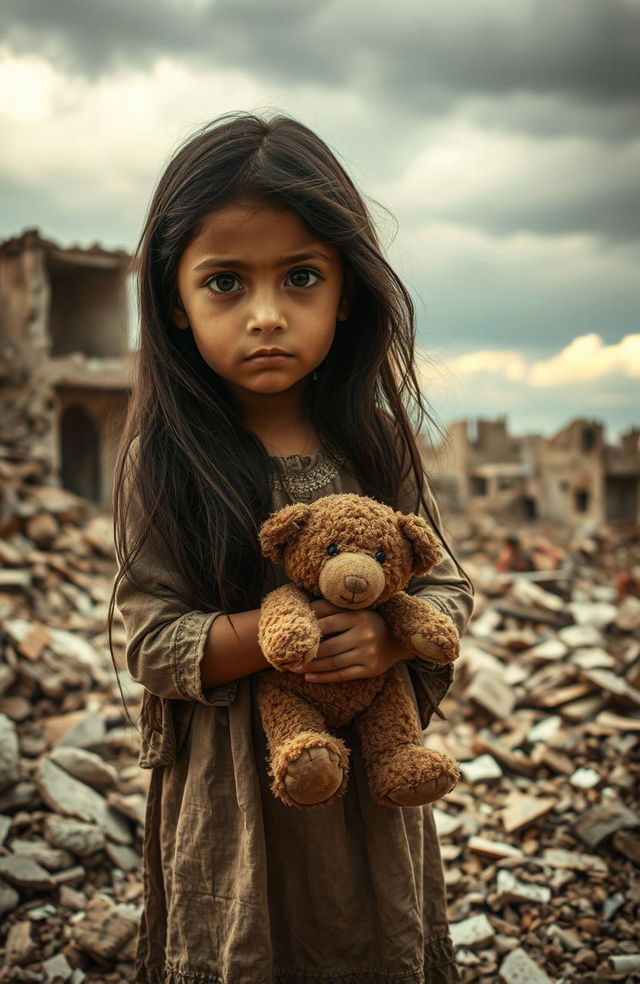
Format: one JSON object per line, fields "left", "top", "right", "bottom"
{"left": 1, "top": 453, "right": 639, "bottom": 981}
{"left": 0, "top": 451, "right": 145, "bottom": 983}
{"left": 431, "top": 518, "right": 640, "bottom": 983}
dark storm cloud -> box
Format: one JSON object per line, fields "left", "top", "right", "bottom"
{"left": 467, "top": 184, "right": 640, "bottom": 242}
{"left": 415, "top": 164, "right": 640, "bottom": 242}
{"left": 3, "top": 0, "right": 640, "bottom": 115}
{"left": 3, "top": 0, "right": 640, "bottom": 243}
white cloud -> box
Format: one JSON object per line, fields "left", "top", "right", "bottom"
{"left": 426, "top": 333, "right": 640, "bottom": 389}
{"left": 0, "top": 51, "right": 55, "bottom": 122}
{"left": 419, "top": 333, "right": 640, "bottom": 388}
{"left": 444, "top": 349, "right": 527, "bottom": 381}
{"left": 0, "top": 50, "right": 264, "bottom": 194}
{"left": 417, "top": 334, "right": 640, "bottom": 438}
{"left": 529, "top": 333, "right": 640, "bottom": 385}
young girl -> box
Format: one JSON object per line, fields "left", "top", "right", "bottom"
{"left": 110, "top": 111, "right": 473, "bottom": 984}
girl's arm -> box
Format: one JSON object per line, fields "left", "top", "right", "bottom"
{"left": 115, "top": 526, "right": 242, "bottom": 706}
{"left": 200, "top": 609, "right": 270, "bottom": 688}
{"left": 404, "top": 474, "right": 474, "bottom": 643}
{"left": 400, "top": 466, "right": 473, "bottom": 727}
{"left": 115, "top": 450, "right": 252, "bottom": 706}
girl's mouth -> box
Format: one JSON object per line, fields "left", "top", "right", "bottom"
{"left": 246, "top": 349, "right": 293, "bottom": 366}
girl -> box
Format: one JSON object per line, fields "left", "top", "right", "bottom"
{"left": 110, "top": 111, "right": 473, "bottom": 984}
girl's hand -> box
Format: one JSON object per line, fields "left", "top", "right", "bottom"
{"left": 290, "top": 599, "right": 411, "bottom": 682}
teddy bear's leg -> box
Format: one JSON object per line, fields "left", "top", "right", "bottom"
{"left": 352, "top": 666, "right": 459, "bottom": 808}
{"left": 378, "top": 593, "right": 459, "bottom": 664}
{"left": 257, "top": 675, "right": 350, "bottom": 809}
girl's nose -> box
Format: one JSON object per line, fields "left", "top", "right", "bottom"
{"left": 247, "top": 292, "right": 287, "bottom": 333}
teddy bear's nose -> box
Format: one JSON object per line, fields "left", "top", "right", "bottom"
{"left": 343, "top": 574, "right": 368, "bottom": 594}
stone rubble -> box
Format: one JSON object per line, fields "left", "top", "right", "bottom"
{"left": 0, "top": 447, "right": 145, "bottom": 982}
{"left": 431, "top": 515, "right": 640, "bottom": 983}
{"left": 0, "top": 448, "right": 639, "bottom": 981}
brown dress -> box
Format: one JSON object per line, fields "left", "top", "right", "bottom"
{"left": 115, "top": 449, "right": 474, "bottom": 984}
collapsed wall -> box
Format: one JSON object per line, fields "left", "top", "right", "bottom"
{"left": 0, "top": 229, "right": 133, "bottom": 511}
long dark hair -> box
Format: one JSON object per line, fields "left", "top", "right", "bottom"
{"left": 107, "top": 110, "right": 470, "bottom": 729}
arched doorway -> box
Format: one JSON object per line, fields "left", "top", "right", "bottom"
{"left": 60, "top": 405, "right": 101, "bottom": 501}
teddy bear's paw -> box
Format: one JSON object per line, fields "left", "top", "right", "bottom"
{"left": 267, "top": 639, "right": 320, "bottom": 672}
{"left": 373, "top": 746, "right": 460, "bottom": 807}
{"left": 283, "top": 744, "right": 345, "bottom": 806}
{"left": 410, "top": 630, "right": 457, "bottom": 664}
{"left": 286, "top": 641, "right": 320, "bottom": 672}
{"left": 387, "top": 772, "right": 456, "bottom": 807}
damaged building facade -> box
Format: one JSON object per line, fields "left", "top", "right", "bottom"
{"left": 0, "top": 229, "right": 132, "bottom": 507}
{"left": 428, "top": 416, "right": 640, "bottom": 527}
{"left": 1, "top": 227, "right": 639, "bottom": 529}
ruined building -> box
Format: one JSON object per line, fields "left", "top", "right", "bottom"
{"left": 2, "top": 228, "right": 638, "bottom": 527}
{"left": 427, "top": 416, "right": 640, "bottom": 527}
{"left": 0, "top": 229, "right": 133, "bottom": 506}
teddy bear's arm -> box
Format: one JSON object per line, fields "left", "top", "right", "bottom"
{"left": 258, "top": 584, "right": 321, "bottom": 671}
{"left": 378, "top": 592, "right": 459, "bottom": 664}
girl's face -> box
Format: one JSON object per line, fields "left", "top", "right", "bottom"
{"left": 173, "top": 197, "right": 349, "bottom": 404}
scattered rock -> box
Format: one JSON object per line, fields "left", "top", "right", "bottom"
{"left": 499, "top": 947, "right": 552, "bottom": 983}
{"left": 71, "top": 895, "right": 138, "bottom": 962}
{"left": 450, "top": 913, "right": 495, "bottom": 950}
{"left": 35, "top": 757, "right": 132, "bottom": 844}
{"left": 0, "top": 713, "right": 20, "bottom": 792}
{"left": 43, "top": 815, "right": 106, "bottom": 857}
{"left": 48, "top": 746, "right": 118, "bottom": 790}
{"left": 0, "top": 855, "right": 56, "bottom": 891}
{"left": 500, "top": 791, "right": 557, "bottom": 834}
{"left": 575, "top": 801, "right": 640, "bottom": 849}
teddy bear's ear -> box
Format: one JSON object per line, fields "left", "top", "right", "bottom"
{"left": 259, "top": 503, "right": 312, "bottom": 563}
{"left": 396, "top": 512, "right": 442, "bottom": 575}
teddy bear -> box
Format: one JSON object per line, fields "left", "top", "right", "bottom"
{"left": 256, "top": 492, "right": 460, "bottom": 810}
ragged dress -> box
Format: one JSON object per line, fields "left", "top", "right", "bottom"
{"left": 115, "top": 448, "right": 474, "bottom": 984}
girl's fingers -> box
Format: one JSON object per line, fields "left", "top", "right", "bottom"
{"left": 305, "top": 661, "right": 365, "bottom": 683}
{"left": 316, "top": 629, "right": 357, "bottom": 659}
{"left": 316, "top": 612, "right": 355, "bottom": 636}
{"left": 310, "top": 599, "right": 344, "bottom": 618}
{"left": 305, "top": 645, "right": 360, "bottom": 674}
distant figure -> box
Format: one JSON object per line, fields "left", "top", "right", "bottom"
{"left": 617, "top": 566, "right": 640, "bottom": 598}
{"left": 529, "top": 536, "right": 566, "bottom": 571}
{"left": 496, "top": 534, "right": 534, "bottom": 572}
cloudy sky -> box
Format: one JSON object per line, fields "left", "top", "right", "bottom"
{"left": 1, "top": 0, "right": 639, "bottom": 440}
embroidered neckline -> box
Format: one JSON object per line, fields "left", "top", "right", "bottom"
{"left": 271, "top": 447, "right": 343, "bottom": 502}
{"left": 268, "top": 446, "right": 322, "bottom": 465}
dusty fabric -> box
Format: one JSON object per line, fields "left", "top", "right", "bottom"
{"left": 115, "top": 449, "right": 473, "bottom": 984}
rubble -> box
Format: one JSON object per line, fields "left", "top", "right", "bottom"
{"left": 0, "top": 437, "right": 144, "bottom": 981}
{"left": 1, "top": 420, "right": 639, "bottom": 981}
{"left": 499, "top": 947, "right": 552, "bottom": 983}
{"left": 429, "top": 514, "right": 640, "bottom": 983}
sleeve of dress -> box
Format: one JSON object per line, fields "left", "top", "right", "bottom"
{"left": 114, "top": 447, "right": 238, "bottom": 766}
{"left": 397, "top": 465, "right": 474, "bottom": 730}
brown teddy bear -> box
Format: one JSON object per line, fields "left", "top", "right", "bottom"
{"left": 256, "top": 493, "right": 460, "bottom": 810}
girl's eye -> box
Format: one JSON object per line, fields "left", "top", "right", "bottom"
{"left": 286, "top": 268, "right": 321, "bottom": 288}
{"left": 205, "top": 273, "right": 242, "bottom": 294}
{"left": 375, "top": 549, "right": 386, "bottom": 564}
{"left": 327, "top": 543, "right": 340, "bottom": 557}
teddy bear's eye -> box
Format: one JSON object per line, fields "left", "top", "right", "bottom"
{"left": 327, "top": 543, "right": 340, "bottom": 557}
{"left": 375, "top": 549, "right": 386, "bottom": 564}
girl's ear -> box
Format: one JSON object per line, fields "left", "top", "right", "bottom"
{"left": 259, "top": 503, "right": 312, "bottom": 563}
{"left": 396, "top": 512, "right": 442, "bottom": 576}
{"left": 173, "top": 296, "right": 190, "bottom": 330}
{"left": 337, "top": 270, "right": 355, "bottom": 322}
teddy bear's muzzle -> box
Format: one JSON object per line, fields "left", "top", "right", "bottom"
{"left": 318, "top": 553, "right": 386, "bottom": 609}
